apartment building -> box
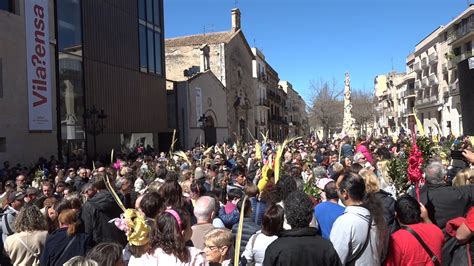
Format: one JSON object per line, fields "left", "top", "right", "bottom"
{"left": 252, "top": 48, "right": 270, "bottom": 139}
{"left": 279, "top": 81, "right": 308, "bottom": 137}
{"left": 438, "top": 4, "right": 474, "bottom": 136}
{"left": 375, "top": 4, "right": 474, "bottom": 137}
{"left": 374, "top": 72, "right": 405, "bottom": 137}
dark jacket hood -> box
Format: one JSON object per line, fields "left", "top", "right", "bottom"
{"left": 88, "top": 190, "right": 121, "bottom": 213}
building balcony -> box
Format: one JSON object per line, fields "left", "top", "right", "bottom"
{"left": 416, "top": 95, "right": 440, "bottom": 108}
{"left": 443, "top": 91, "right": 449, "bottom": 99}
{"left": 414, "top": 61, "right": 421, "bottom": 72}
{"left": 453, "top": 22, "right": 474, "bottom": 43}
{"left": 428, "top": 73, "right": 438, "bottom": 86}
{"left": 442, "top": 63, "right": 448, "bottom": 73}
{"left": 402, "top": 109, "right": 414, "bottom": 117}
{"left": 421, "top": 77, "right": 429, "bottom": 87}
{"left": 414, "top": 80, "right": 422, "bottom": 90}
{"left": 403, "top": 89, "right": 416, "bottom": 98}
{"left": 448, "top": 60, "right": 456, "bottom": 69}
{"left": 428, "top": 52, "right": 438, "bottom": 65}
{"left": 420, "top": 57, "right": 429, "bottom": 69}
{"left": 257, "top": 73, "right": 268, "bottom": 83}
{"left": 429, "top": 95, "right": 438, "bottom": 103}
{"left": 450, "top": 81, "right": 460, "bottom": 96}
{"left": 257, "top": 98, "right": 270, "bottom": 107}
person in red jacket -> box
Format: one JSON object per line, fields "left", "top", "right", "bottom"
{"left": 385, "top": 195, "right": 444, "bottom": 266}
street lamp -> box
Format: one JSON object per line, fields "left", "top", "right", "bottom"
{"left": 83, "top": 105, "right": 107, "bottom": 159}
{"left": 198, "top": 114, "right": 207, "bottom": 145}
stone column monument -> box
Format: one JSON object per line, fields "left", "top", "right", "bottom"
{"left": 342, "top": 72, "right": 356, "bottom": 137}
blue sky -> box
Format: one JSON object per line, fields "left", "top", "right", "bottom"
{"left": 164, "top": 0, "right": 470, "bottom": 104}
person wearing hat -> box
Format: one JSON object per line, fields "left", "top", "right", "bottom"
{"left": 1, "top": 191, "right": 26, "bottom": 242}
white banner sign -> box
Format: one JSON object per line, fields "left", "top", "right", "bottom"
{"left": 25, "top": 0, "right": 52, "bottom": 131}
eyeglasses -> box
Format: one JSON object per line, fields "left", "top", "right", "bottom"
{"left": 204, "top": 245, "right": 220, "bottom": 251}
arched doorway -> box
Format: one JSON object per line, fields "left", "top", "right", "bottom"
{"left": 204, "top": 115, "right": 217, "bottom": 146}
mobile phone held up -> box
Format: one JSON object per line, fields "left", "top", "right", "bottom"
{"left": 450, "top": 150, "right": 465, "bottom": 161}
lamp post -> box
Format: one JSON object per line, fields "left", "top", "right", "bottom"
{"left": 198, "top": 114, "right": 207, "bottom": 145}
{"left": 83, "top": 105, "right": 107, "bottom": 159}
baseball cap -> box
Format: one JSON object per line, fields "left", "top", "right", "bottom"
{"left": 8, "top": 191, "right": 26, "bottom": 203}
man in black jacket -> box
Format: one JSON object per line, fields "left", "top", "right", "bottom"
{"left": 80, "top": 176, "right": 127, "bottom": 247}
{"left": 263, "top": 191, "right": 341, "bottom": 266}
{"left": 419, "top": 161, "right": 474, "bottom": 229}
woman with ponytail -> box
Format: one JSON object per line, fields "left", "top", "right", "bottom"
{"left": 40, "top": 208, "right": 91, "bottom": 265}
{"left": 129, "top": 208, "right": 206, "bottom": 265}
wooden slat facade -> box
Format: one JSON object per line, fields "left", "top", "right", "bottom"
{"left": 82, "top": 0, "right": 167, "bottom": 134}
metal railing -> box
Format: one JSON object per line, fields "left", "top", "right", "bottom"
{"left": 428, "top": 52, "right": 438, "bottom": 64}
{"left": 421, "top": 57, "right": 429, "bottom": 68}
{"left": 414, "top": 61, "right": 421, "bottom": 72}
{"left": 415, "top": 80, "right": 422, "bottom": 90}
{"left": 428, "top": 73, "right": 438, "bottom": 86}
{"left": 421, "top": 77, "right": 429, "bottom": 87}
{"left": 454, "top": 22, "right": 474, "bottom": 40}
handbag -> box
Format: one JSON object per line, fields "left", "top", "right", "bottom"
{"left": 401, "top": 225, "right": 440, "bottom": 266}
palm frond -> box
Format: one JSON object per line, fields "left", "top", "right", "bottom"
{"left": 174, "top": 150, "right": 191, "bottom": 166}
{"left": 274, "top": 136, "right": 302, "bottom": 183}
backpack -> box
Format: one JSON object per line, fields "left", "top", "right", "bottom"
{"left": 442, "top": 234, "right": 471, "bottom": 266}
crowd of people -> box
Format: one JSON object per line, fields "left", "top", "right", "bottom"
{"left": 0, "top": 133, "right": 473, "bottom": 265}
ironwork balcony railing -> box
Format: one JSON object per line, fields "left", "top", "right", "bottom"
{"left": 428, "top": 73, "right": 438, "bottom": 86}
{"left": 428, "top": 52, "right": 438, "bottom": 65}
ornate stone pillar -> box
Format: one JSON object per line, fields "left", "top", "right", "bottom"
{"left": 342, "top": 72, "right": 356, "bottom": 136}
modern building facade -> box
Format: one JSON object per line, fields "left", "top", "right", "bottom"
{"left": 0, "top": 0, "right": 168, "bottom": 165}
{"left": 0, "top": 0, "right": 57, "bottom": 165}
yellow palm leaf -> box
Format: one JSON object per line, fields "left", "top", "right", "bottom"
{"left": 203, "top": 146, "right": 214, "bottom": 156}
{"left": 174, "top": 151, "right": 191, "bottom": 166}
{"left": 255, "top": 142, "right": 262, "bottom": 161}
{"left": 104, "top": 174, "right": 126, "bottom": 212}
{"left": 274, "top": 136, "right": 302, "bottom": 183}
{"left": 234, "top": 196, "right": 248, "bottom": 265}
{"left": 413, "top": 108, "right": 425, "bottom": 137}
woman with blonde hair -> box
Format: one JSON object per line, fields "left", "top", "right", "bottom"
{"left": 203, "top": 228, "right": 233, "bottom": 266}
{"left": 63, "top": 256, "right": 99, "bottom": 266}
{"left": 359, "top": 168, "right": 398, "bottom": 233}
{"left": 40, "top": 208, "right": 91, "bottom": 265}
{"left": 452, "top": 168, "right": 474, "bottom": 186}
{"left": 4, "top": 205, "right": 48, "bottom": 265}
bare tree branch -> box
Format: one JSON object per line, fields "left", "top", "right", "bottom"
{"left": 308, "top": 79, "right": 344, "bottom": 139}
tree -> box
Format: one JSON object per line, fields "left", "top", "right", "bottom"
{"left": 352, "top": 89, "right": 376, "bottom": 136}
{"left": 308, "top": 79, "right": 343, "bottom": 139}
